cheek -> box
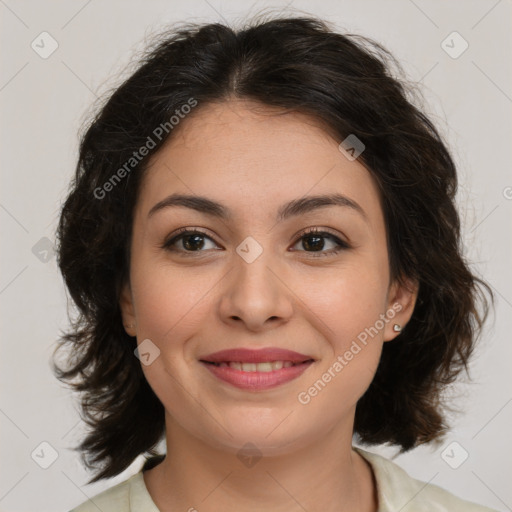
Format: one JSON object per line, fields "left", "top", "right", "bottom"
{"left": 299, "top": 260, "right": 389, "bottom": 345}
{"left": 130, "top": 255, "right": 217, "bottom": 347}
{"left": 128, "top": 260, "right": 223, "bottom": 436}
{"left": 294, "top": 261, "right": 388, "bottom": 405}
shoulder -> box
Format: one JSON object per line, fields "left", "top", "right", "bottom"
{"left": 355, "top": 447, "right": 497, "bottom": 512}
{"left": 69, "top": 472, "right": 159, "bottom": 512}
{"left": 69, "top": 475, "right": 131, "bottom": 512}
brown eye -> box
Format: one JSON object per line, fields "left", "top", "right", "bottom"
{"left": 291, "top": 229, "right": 350, "bottom": 257}
{"left": 301, "top": 233, "right": 327, "bottom": 251}
{"left": 163, "top": 229, "right": 219, "bottom": 253}
{"left": 181, "top": 233, "right": 207, "bottom": 251}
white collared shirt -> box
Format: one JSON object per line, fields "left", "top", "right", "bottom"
{"left": 70, "top": 447, "right": 497, "bottom": 511}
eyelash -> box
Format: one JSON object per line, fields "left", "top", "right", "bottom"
{"left": 161, "top": 227, "right": 350, "bottom": 258}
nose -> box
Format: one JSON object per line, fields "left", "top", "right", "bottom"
{"left": 218, "top": 252, "right": 294, "bottom": 333}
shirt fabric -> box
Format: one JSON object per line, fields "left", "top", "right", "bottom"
{"left": 70, "top": 447, "right": 497, "bottom": 511}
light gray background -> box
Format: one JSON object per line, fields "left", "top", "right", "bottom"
{"left": 1, "top": 1, "right": 511, "bottom": 511}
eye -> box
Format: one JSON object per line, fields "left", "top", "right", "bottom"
{"left": 290, "top": 228, "right": 350, "bottom": 257}
{"left": 162, "top": 227, "right": 350, "bottom": 257}
{"left": 162, "top": 228, "right": 220, "bottom": 253}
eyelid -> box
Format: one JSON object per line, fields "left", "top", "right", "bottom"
{"left": 293, "top": 226, "right": 349, "bottom": 244}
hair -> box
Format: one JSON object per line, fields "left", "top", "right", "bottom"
{"left": 54, "top": 14, "right": 492, "bottom": 483}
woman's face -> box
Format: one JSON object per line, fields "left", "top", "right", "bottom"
{"left": 121, "top": 100, "right": 416, "bottom": 455}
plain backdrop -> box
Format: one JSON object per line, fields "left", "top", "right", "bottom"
{"left": 1, "top": 1, "right": 511, "bottom": 511}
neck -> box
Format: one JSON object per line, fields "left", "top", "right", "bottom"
{"left": 143, "top": 414, "right": 377, "bottom": 512}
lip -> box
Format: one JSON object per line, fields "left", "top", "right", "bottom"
{"left": 200, "top": 348, "right": 315, "bottom": 391}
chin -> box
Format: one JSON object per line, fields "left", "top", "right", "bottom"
{"left": 196, "top": 412, "right": 317, "bottom": 457}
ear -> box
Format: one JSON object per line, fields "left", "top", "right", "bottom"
{"left": 119, "top": 281, "right": 137, "bottom": 337}
{"left": 383, "top": 277, "right": 418, "bottom": 342}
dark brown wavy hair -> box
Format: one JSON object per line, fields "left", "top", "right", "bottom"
{"left": 53, "top": 14, "right": 492, "bottom": 483}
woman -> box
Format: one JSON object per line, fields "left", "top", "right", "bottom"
{"left": 55, "top": 15, "right": 495, "bottom": 512}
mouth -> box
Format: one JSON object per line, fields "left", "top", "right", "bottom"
{"left": 202, "top": 360, "right": 311, "bottom": 371}
{"left": 199, "top": 348, "right": 315, "bottom": 390}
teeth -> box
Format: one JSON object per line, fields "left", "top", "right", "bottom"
{"left": 218, "top": 361, "right": 298, "bottom": 372}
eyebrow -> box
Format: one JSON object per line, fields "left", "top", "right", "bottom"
{"left": 148, "top": 193, "right": 368, "bottom": 222}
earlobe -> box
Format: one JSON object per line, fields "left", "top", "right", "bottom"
{"left": 384, "top": 277, "right": 419, "bottom": 342}
{"left": 119, "top": 282, "right": 137, "bottom": 337}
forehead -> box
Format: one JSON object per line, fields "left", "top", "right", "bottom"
{"left": 136, "top": 100, "right": 383, "bottom": 226}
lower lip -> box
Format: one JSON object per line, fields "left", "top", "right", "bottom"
{"left": 201, "top": 361, "right": 314, "bottom": 390}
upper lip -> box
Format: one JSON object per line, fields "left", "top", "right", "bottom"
{"left": 200, "top": 348, "right": 315, "bottom": 364}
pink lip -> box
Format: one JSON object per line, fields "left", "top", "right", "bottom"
{"left": 200, "top": 348, "right": 315, "bottom": 391}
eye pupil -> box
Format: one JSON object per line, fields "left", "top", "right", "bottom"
{"left": 303, "top": 235, "right": 324, "bottom": 251}
{"left": 183, "top": 234, "right": 205, "bottom": 251}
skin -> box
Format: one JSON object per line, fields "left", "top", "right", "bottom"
{"left": 120, "top": 99, "right": 417, "bottom": 512}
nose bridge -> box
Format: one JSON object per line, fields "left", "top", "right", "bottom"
{"left": 218, "top": 240, "right": 293, "bottom": 330}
